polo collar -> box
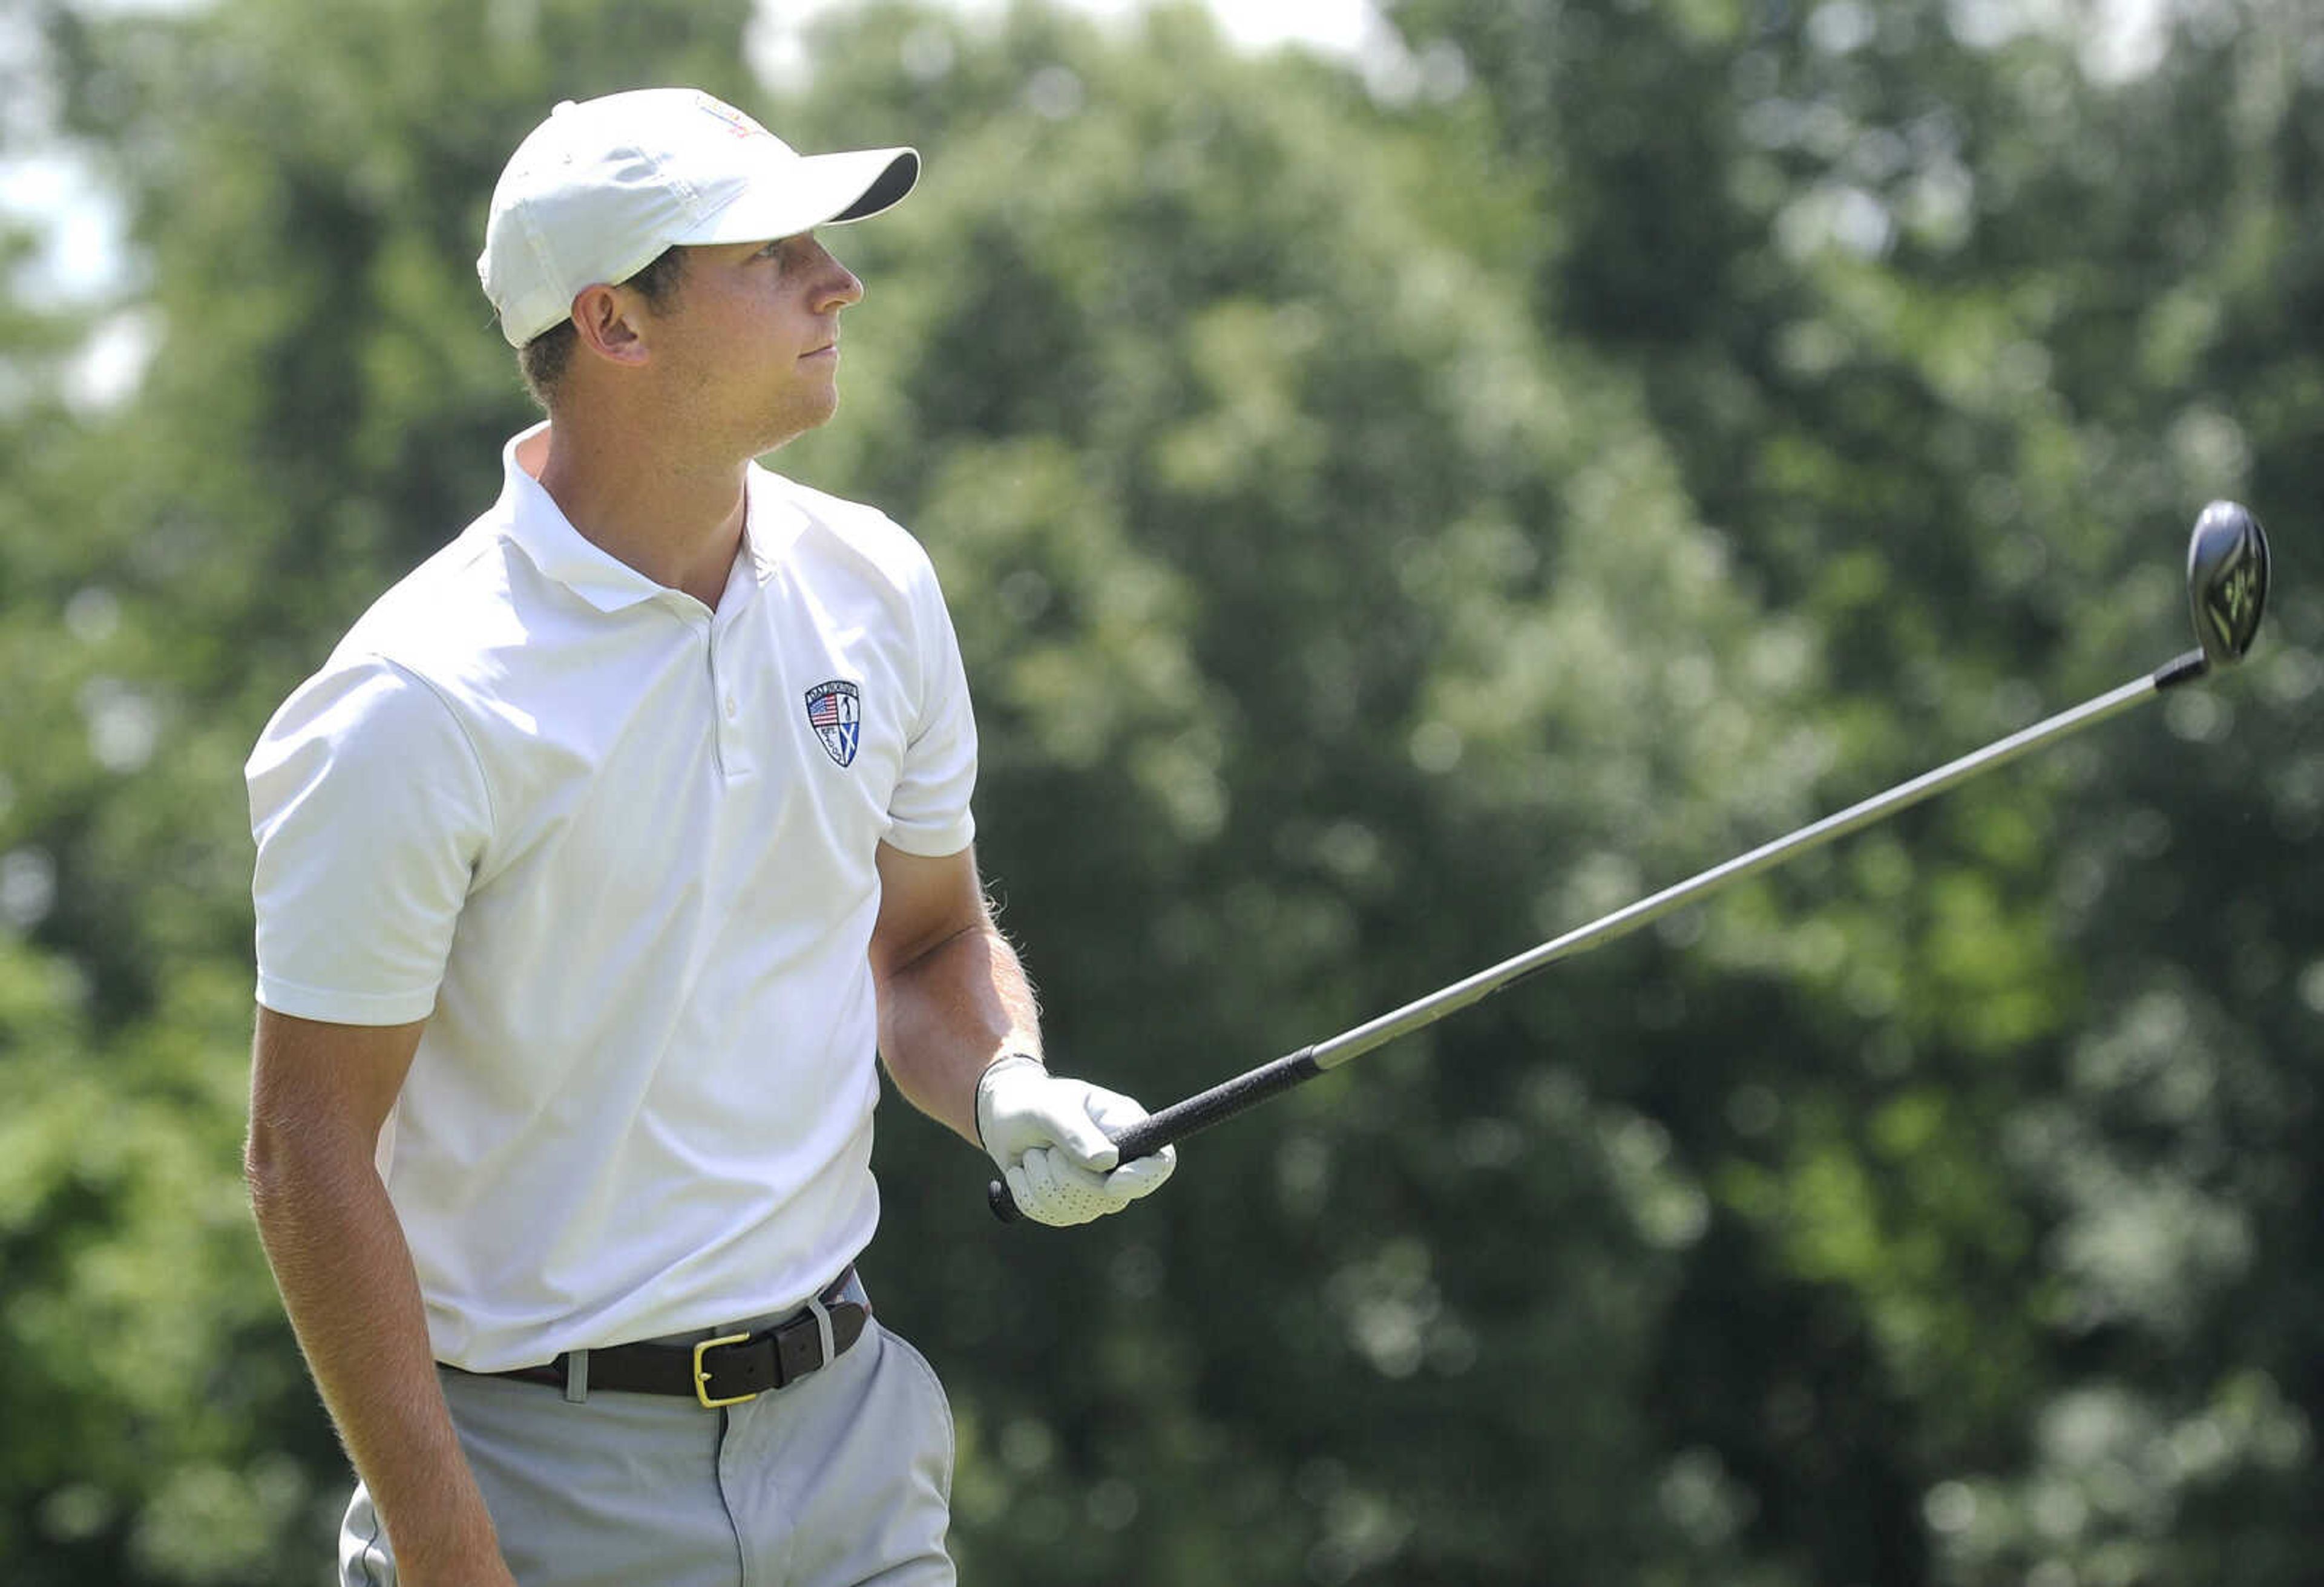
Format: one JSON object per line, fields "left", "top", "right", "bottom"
{"left": 494, "top": 424, "right": 784, "bottom": 614}
{"left": 741, "top": 463, "right": 809, "bottom": 578}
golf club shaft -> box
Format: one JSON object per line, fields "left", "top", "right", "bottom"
{"left": 990, "top": 647, "right": 2211, "bottom": 1221}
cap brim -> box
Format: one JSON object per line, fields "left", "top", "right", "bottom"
{"left": 680, "top": 147, "right": 920, "bottom": 246}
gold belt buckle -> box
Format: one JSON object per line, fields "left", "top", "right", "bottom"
{"left": 692, "top": 1332, "right": 758, "bottom": 1409}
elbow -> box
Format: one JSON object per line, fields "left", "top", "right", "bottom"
{"left": 243, "top": 1110, "right": 294, "bottom": 1214}
{"left": 869, "top": 919, "right": 982, "bottom": 989}
{"left": 243, "top": 1107, "right": 353, "bottom": 1218}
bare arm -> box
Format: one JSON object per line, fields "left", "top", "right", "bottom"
{"left": 245, "top": 1008, "right": 514, "bottom": 1587}
{"left": 869, "top": 842, "right": 1037, "bottom": 1145}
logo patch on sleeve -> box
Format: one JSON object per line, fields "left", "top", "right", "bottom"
{"left": 804, "top": 680, "right": 862, "bottom": 768}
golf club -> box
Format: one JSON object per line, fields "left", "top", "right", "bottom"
{"left": 990, "top": 501, "right": 2273, "bottom": 1223}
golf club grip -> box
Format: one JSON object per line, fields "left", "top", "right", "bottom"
{"left": 986, "top": 1046, "right": 1324, "bottom": 1223}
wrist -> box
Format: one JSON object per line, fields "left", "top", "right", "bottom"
{"left": 377, "top": 1488, "right": 503, "bottom": 1580}
{"left": 973, "top": 1052, "right": 1046, "bottom": 1152}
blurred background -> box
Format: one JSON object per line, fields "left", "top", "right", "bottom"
{"left": 1, "top": 0, "right": 2318, "bottom": 1582}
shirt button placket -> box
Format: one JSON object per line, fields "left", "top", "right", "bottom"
{"left": 706, "top": 623, "right": 751, "bottom": 780}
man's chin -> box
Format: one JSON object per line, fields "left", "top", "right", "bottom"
{"left": 752, "top": 392, "right": 840, "bottom": 455}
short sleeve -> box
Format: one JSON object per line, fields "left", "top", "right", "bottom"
{"left": 246, "top": 655, "right": 494, "bottom": 1024}
{"left": 884, "top": 558, "right": 979, "bottom": 857}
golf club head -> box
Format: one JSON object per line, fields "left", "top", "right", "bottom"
{"left": 2188, "top": 500, "right": 2270, "bottom": 667}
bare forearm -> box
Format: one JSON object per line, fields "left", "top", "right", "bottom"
{"left": 248, "top": 1147, "right": 502, "bottom": 1574}
{"left": 878, "top": 920, "right": 1041, "bottom": 1144}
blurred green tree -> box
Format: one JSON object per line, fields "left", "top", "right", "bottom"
{"left": 1386, "top": 0, "right": 2323, "bottom": 1580}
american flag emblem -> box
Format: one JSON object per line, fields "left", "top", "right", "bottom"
{"left": 804, "top": 679, "right": 861, "bottom": 768}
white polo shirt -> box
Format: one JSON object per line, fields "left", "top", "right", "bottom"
{"left": 246, "top": 424, "right": 977, "bottom": 1372}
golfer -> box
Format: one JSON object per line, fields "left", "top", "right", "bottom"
{"left": 243, "top": 88, "right": 1173, "bottom": 1586}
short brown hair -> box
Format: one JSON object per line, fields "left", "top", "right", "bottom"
{"left": 516, "top": 246, "right": 691, "bottom": 409}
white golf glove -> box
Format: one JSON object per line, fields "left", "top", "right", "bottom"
{"left": 974, "top": 1055, "right": 1177, "bottom": 1227}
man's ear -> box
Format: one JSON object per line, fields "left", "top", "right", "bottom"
{"left": 569, "top": 283, "right": 652, "bottom": 368}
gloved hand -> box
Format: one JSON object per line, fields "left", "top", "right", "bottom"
{"left": 974, "top": 1055, "right": 1177, "bottom": 1227}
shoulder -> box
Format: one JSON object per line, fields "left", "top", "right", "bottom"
{"left": 755, "top": 469, "right": 942, "bottom": 595}
{"left": 337, "top": 523, "right": 534, "bottom": 688}
{"left": 309, "top": 513, "right": 596, "bottom": 773}
{"left": 250, "top": 517, "right": 533, "bottom": 794}
{"left": 249, "top": 646, "right": 482, "bottom": 791}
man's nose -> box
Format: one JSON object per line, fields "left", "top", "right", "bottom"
{"left": 810, "top": 243, "right": 865, "bottom": 312}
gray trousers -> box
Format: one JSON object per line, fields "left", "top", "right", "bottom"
{"left": 339, "top": 1315, "right": 956, "bottom": 1586}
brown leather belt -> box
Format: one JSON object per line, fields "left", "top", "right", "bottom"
{"left": 480, "top": 1266, "right": 870, "bottom": 1409}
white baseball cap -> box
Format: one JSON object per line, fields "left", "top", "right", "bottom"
{"left": 478, "top": 88, "right": 919, "bottom": 347}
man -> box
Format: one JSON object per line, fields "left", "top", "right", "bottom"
{"left": 243, "top": 88, "right": 1174, "bottom": 1586}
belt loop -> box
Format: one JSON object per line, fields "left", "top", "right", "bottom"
{"left": 806, "top": 1294, "right": 836, "bottom": 1370}
{"left": 564, "top": 1347, "right": 589, "bottom": 1404}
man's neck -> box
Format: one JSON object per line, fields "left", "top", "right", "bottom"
{"left": 530, "top": 415, "right": 750, "bottom": 612}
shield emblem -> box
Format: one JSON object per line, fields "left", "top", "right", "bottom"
{"left": 804, "top": 680, "right": 861, "bottom": 768}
